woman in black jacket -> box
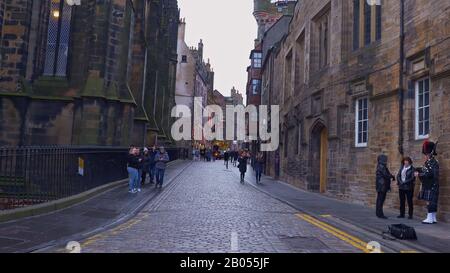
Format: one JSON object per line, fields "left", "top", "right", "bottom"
{"left": 375, "top": 154, "right": 395, "bottom": 219}
{"left": 238, "top": 150, "right": 250, "bottom": 184}
{"left": 396, "top": 157, "right": 416, "bottom": 219}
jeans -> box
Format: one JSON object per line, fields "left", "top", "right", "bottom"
{"left": 127, "top": 167, "right": 139, "bottom": 191}
{"left": 225, "top": 160, "right": 229, "bottom": 169}
{"left": 376, "top": 191, "right": 387, "bottom": 217}
{"left": 156, "top": 168, "right": 165, "bottom": 186}
{"left": 399, "top": 189, "right": 414, "bottom": 217}
{"left": 149, "top": 164, "right": 156, "bottom": 183}
{"left": 240, "top": 172, "right": 245, "bottom": 183}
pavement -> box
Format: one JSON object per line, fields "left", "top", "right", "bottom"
{"left": 0, "top": 160, "right": 192, "bottom": 253}
{"left": 0, "top": 159, "right": 449, "bottom": 253}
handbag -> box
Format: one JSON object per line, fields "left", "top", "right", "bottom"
{"left": 383, "top": 224, "right": 417, "bottom": 240}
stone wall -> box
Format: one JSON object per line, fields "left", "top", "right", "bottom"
{"left": 262, "top": 0, "right": 450, "bottom": 221}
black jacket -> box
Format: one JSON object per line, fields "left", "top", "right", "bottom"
{"left": 418, "top": 157, "right": 439, "bottom": 190}
{"left": 224, "top": 152, "right": 230, "bottom": 161}
{"left": 238, "top": 156, "right": 248, "bottom": 173}
{"left": 127, "top": 154, "right": 141, "bottom": 169}
{"left": 376, "top": 155, "right": 394, "bottom": 192}
{"left": 396, "top": 165, "right": 416, "bottom": 191}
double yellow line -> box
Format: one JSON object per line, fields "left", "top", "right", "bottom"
{"left": 296, "top": 213, "right": 373, "bottom": 253}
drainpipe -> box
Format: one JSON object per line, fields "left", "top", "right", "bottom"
{"left": 398, "top": 0, "right": 405, "bottom": 155}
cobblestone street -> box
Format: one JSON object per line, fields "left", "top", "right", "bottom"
{"left": 73, "top": 161, "right": 359, "bottom": 253}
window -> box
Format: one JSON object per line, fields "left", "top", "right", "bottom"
{"left": 355, "top": 97, "right": 368, "bottom": 147}
{"left": 415, "top": 78, "right": 430, "bottom": 139}
{"left": 294, "top": 33, "right": 305, "bottom": 91}
{"left": 284, "top": 51, "right": 292, "bottom": 100}
{"left": 181, "top": 55, "right": 187, "bottom": 63}
{"left": 126, "top": 7, "right": 135, "bottom": 84}
{"left": 353, "top": 0, "right": 382, "bottom": 50}
{"left": 316, "top": 10, "right": 330, "bottom": 69}
{"left": 251, "top": 79, "right": 261, "bottom": 95}
{"left": 43, "top": 0, "right": 73, "bottom": 76}
{"left": 253, "top": 52, "right": 262, "bottom": 68}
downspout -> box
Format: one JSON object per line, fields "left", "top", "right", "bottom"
{"left": 398, "top": 0, "right": 405, "bottom": 155}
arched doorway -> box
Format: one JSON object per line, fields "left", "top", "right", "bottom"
{"left": 309, "top": 122, "right": 328, "bottom": 193}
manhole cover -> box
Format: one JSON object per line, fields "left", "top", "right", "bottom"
{"left": 279, "top": 236, "right": 330, "bottom": 251}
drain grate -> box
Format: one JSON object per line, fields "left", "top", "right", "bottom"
{"left": 279, "top": 235, "right": 330, "bottom": 251}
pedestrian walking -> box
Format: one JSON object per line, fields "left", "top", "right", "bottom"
{"left": 148, "top": 146, "right": 157, "bottom": 184}
{"left": 254, "top": 152, "right": 264, "bottom": 184}
{"left": 375, "top": 154, "right": 395, "bottom": 219}
{"left": 396, "top": 157, "right": 416, "bottom": 219}
{"left": 415, "top": 140, "right": 440, "bottom": 224}
{"left": 224, "top": 149, "right": 230, "bottom": 169}
{"left": 155, "top": 146, "right": 170, "bottom": 188}
{"left": 140, "top": 148, "right": 151, "bottom": 186}
{"left": 238, "top": 150, "right": 250, "bottom": 184}
{"left": 233, "top": 151, "right": 239, "bottom": 167}
{"left": 127, "top": 147, "right": 141, "bottom": 194}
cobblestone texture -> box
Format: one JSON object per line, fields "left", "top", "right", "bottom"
{"left": 77, "top": 161, "right": 359, "bottom": 253}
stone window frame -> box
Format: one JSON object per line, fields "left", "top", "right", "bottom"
{"left": 355, "top": 96, "right": 369, "bottom": 147}
{"left": 181, "top": 55, "right": 188, "bottom": 63}
{"left": 312, "top": 4, "right": 331, "bottom": 70}
{"left": 283, "top": 48, "right": 293, "bottom": 102}
{"left": 352, "top": 0, "right": 382, "bottom": 51}
{"left": 43, "top": 0, "right": 73, "bottom": 77}
{"left": 415, "top": 77, "right": 431, "bottom": 140}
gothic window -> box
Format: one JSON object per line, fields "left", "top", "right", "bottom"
{"left": 353, "top": 0, "right": 382, "bottom": 50}
{"left": 313, "top": 7, "right": 330, "bottom": 70}
{"left": 294, "top": 33, "right": 305, "bottom": 91}
{"left": 415, "top": 78, "right": 430, "bottom": 139}
{"left": 126, "top": 7, "right": 135, "bottom": 84}
{"left": 181, "top": 55, "right": 187, "bottom": 63}
{"left": 284, "top": 50, "right": 293, "bottom": 100}
{"left": 355, "top": 97, "right": 369, "bottom": 147}
{"left": 43, "top": 0, "right": 73, "bottom": 76}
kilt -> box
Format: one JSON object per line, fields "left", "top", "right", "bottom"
{"left": 418, "top": 188, "right": 438, "bottom": 202}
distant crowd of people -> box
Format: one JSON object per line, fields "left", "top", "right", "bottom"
{"left": 126, "top": 145, "right": 170, "bottom": 194}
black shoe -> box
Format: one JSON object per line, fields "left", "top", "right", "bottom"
{"left": 408, "top": 216, "right": 413, "bottom": 220}
{"left": 377, "top": 215, "right": 388, "bottom": 219}
{"left": 397, "top": 215, "right": 405, "bottom": 219}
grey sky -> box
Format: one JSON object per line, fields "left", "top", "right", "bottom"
{"left": 178, "top": 0, "right": 257, "bottom": 98}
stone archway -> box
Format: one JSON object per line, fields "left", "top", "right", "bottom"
{"left": 309, "top": 121, "right": 328, "bottom": 193}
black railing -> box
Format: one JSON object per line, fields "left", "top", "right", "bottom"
{"left": 0, "top": 146, "right": 185, "bottom": 210}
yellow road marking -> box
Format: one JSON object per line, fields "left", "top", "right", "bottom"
{"left": 400, "top": 250, "right": 419, "bottom": 253}
{"left": 296, "top": 213, "right": 373, "bottom": 253}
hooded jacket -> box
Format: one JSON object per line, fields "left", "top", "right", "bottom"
{"left": 376, "top": 155, "right": 394, "bottom": 192}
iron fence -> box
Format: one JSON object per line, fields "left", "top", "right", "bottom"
{"left": 0, "top": 146, "right": 184, "bottom": 210}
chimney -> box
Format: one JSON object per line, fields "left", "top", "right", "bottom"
{"left": 178, "top": 18, "right": 186, "bottom": 40}
{"left": 198, "top": 39, "right": 204, "bottom": 61}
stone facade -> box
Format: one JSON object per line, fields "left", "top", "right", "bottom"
{"left": 0, "top": 0, "right": 179, "bottom": 147}
{"left": 261, "top": 0, "right": 450, "bottom": 221}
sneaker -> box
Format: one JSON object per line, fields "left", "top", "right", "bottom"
{"left": 128, "top": 190, "right": 134, "bottom": 194}
{"left": 137, "top": 188, "right": 141, "bottom": 192}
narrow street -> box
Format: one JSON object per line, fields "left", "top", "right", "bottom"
{"left": 54, "top": 161, "right": 359, "bottom": 253}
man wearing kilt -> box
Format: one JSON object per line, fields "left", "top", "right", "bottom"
{"left": 415, "top": 140, "right": 439, "bottom": 224}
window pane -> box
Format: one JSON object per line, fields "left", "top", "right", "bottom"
{"left": 425, "top": 92, "right": 429, "bottom": 106}
{"left": 425, "top": 120, "right": 430, "bottom": 135}
{"left": 376, "top": 5, "right": 382, "bottom": 40}
{"left": 353, "top": 0, "right": 360, "bottom": 50}
{"left": 56, "top": 3, "right": 72, "bottom": 76}
{"left": 364, "top": 2, "right": 371, "bottom": 45}
{"left": 424, "top": 78, "right": 429, "bottom": 92}
{"left": 419, "top": 93, "right": 424, "bottom": 108}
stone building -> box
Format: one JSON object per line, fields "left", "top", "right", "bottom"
{"left": 175, "top": 18, "right": 215, "bottom": 150}
{"left": 261, "top": 0, "right": 450, "bottom": 221}
{"left": 0, "top": 0, "right": 179, "bottom": 147}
